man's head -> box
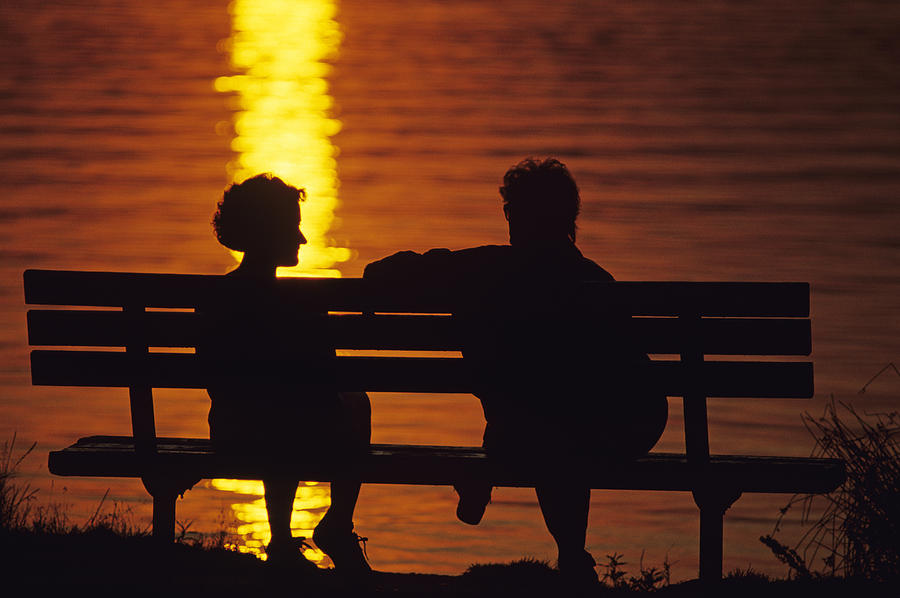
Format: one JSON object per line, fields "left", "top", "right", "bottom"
{"left": 212, "top": 173, "right": 307, "bottom": 267}
{"left": 499, "top": 157, "right": 581, "bottom": 247}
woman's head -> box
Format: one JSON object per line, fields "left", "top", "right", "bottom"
{"left": 212, "top": 174, "right": 306, "bottom": 267}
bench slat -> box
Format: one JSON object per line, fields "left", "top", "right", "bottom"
{"left": 27, "top": 309, "right": 201, "bottom": 348}
{"left": 30, "top": 350, "right": 813, "bottom": 398}
{"left": 27, "top": 310, "right": 811, "bottom": 356}
{"left": 25, "top": 270, "right": 809, "bottom": 317}
{"left": 48, "top": 436, "right": 844, "bottom": 494}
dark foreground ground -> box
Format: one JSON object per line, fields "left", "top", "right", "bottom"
{"left": 2, "top": 530, "right": 896, "bottom": 598}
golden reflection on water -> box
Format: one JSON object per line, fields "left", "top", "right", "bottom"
{"left": 210, "top": 479, "right": 331, "bottom": 563}
{"left": 214, "top": 0, "right": 352, "bottom": 278}
{"left": 211, "top": 0, "right": 347, "bottom": 561}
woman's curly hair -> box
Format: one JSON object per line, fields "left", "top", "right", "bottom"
{"left": 212, "top": 173, "right": 305, "bottom": 252}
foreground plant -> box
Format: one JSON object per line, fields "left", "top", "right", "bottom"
{"left": 600, "top": 551, "right": 671, "bottom": 591}
{"left": 1, "top": 433, "right": 38, "bottom": 531}
{"left": 762, "top": 366, "right": 900, "bottom": 582}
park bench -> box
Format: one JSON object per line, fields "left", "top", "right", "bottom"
{"left": 24, "top": 268, "right": 845, "bottom": 581}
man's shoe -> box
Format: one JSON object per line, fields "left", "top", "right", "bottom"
{"left": 312, "top": 521, "right": 372, "bottom": 574}
{"left": 453, "top": 481, "right": 492, "bottom": 525}
{"left": 558, "top": 549, "right": 599, "bottom": 587}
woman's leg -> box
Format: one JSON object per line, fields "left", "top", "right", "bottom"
{"left": 264, "top": 476, "right": 299, "bottom": 545}
{"left": 263, "top": 475, "right": 317, "bottom": 567}
{"left": 319, "top": 391, "right": 371, "bottom": 526}
{"left": 313, "top": 392, "right": 372, "bottom": 571}
{"left": 340, "top": 391, "right": 372, "bottom": 452}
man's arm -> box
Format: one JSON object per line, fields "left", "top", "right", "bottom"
{"left": 364, "top": 245, "right": 510, "bottom": 282}
{"left": 363, "top": 245, "right": 510, "bottom": 310}
{"left": 362, "top": 248, "right": 454, "bottom": 281}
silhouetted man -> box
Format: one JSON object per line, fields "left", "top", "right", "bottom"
{"left": 364, "top": 158, "right": 667, "bottom": 584}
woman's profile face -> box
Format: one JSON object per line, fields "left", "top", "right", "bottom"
{"left": 271, "top": 204, "right": 306, "bottom": 267}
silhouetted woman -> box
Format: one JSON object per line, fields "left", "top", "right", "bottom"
{"left": 205, "top": 173, "right": 371, "bottom": 572}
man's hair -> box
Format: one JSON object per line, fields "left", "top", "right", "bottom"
{"left": 500, "top": 157, "right": 580, "bottom": 243}
{"left": 212, "top": 173, "right": 305, "bottom": 252}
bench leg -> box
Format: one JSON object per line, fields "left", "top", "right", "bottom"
{"left": 142, "top": 476, "right": 199, "bottom": 544}
{"left": 152, "top": 492, "right": 177, "bottom": 544}
{"left": 692, "top": 488, "right": 742, "bottom": 582}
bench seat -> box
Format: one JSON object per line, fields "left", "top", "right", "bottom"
{"left": 26, "top": 270, "right": 846, "bottom": 581}
{"left": 50, "top": 436, "right": 844, "bottom": 494}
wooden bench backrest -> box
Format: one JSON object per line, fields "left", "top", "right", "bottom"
{"left": 24, "top": 269, "right": 813, "bottom": 462}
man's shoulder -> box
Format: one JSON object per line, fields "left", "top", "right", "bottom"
{"left": 556, "top": 244, "right": 615, "bottom": 281}
{"left": 579, "top": 256, "right": 615, "bottom": 281}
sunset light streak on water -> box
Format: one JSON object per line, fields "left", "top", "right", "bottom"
{"left": 214, "top": 0, "right": 352, "bottom": 278}
{"left": 210, "top": 0, "right": 347, "bottom": 561}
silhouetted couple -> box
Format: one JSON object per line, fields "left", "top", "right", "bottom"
{"left": 206, "top": 159, "right": 667, "bottom": 583}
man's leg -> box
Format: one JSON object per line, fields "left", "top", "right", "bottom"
{"left": 454, "top": 479, "right": 493, "bottom": 525}
{"left": 454, "top": 421, "right": 494, "bottom": 525}
{"left": 535, "top": 483, "right": 597, "bottom": 582}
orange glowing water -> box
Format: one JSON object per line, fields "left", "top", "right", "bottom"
{"left": 1, "top": 0, "right": 899, "bottom": 579}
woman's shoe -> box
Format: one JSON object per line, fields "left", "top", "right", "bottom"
{"left": 312, "top": 522, "right": 372, "bottom": 574}
{"left": 265, "top": 536, "right": 319, "bottom": 571}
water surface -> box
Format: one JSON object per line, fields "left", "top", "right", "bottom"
{"left": 1, "top": 0, "right": 898, "bottom": 579}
